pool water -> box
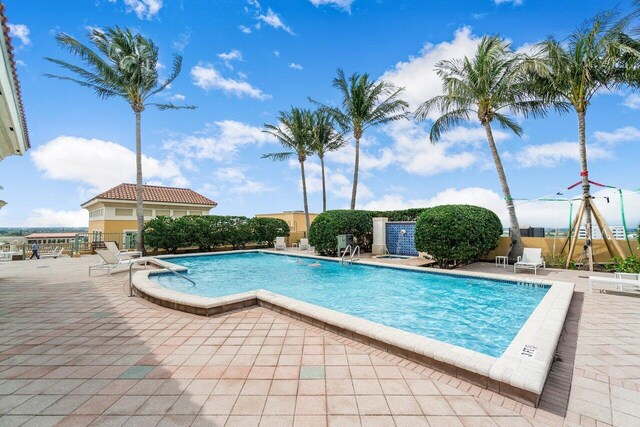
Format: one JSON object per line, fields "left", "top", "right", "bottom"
{"left": 154, "top": 252, "right": 548, "bottom": 357}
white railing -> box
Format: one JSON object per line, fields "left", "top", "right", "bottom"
{"left": 340, "top": 245, "right": 360, "bottom": 264}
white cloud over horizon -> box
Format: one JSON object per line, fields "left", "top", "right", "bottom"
{"left": 309, "top": 0, "right": 354, "bottom": 13}
{"left": 24, "top": 208, "right": 89, "bottom": 227}
{"left": 511, "top": 141, "right": 612, "bottom": 168}
{"left": 191, "top": 65, "right": 270, "bottom": 100}
{"left": 31, "top": 136, "right": 186, "bottom": 196}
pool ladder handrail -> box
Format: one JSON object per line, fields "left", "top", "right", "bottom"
{"left": 340, "top": 245, "right": 360, "bottom": 264}
{"left": 128, "top": 257, "right": 196, "bottom": 297}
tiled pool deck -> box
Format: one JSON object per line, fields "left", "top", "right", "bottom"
{"left": 0, "top": 256, "right": 638, "bottom": 426}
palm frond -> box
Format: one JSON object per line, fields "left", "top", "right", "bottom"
{"left": 261, "top": 152, "right": 294, "bottom": 162}
{"left": 147, "top": 102, "right": 197, "bottom": 110}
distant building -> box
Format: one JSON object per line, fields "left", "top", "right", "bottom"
{"left": 255, "top": 210, "right": 318, "bottom": 243}
{"left": 81, "top": 183, "right": 217, "bottom": 248}
{"left": 578, "top": 225, "right": 627, "bottom": 240}
{"left": 26, "top": 233, "right": 79, "bottom": 245}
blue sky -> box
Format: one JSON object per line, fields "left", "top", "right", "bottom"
{"left": 2, "top": 0, "right": 640, "bottom": 229}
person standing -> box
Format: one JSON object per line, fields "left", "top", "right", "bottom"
{"left": 30, "top": 242, "right": 39, "bottom": 260}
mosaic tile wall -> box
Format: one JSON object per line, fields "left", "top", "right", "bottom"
{"left": 385, "top": 222, "right": 418, "bottom": 256}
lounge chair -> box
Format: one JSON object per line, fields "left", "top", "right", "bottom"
{"left": 513, "top": 248, "right": 545, "bottom": 275}
{"left": 40, "top": 247, "right": 64, "bottom": 259}
{"left": 274, "top": 236, "right": 286, "bottom": 250}
{"left": 89, "top": 249, "right": 147, "bottom": 276}
{"left": 299, "top": 238, "right": 310, "bottom": 251}
{"left": 589, "top": 275, "right": 640, "bottom": 293}
{"left": 105, "top": 241, "right": 142, "bottom": 260}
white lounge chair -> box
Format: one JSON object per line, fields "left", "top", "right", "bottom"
{"left": 274, "top": 236, "right": 286, "bottom": 250}
{"left": 299, "top": 238, "right": 310, "bottom": 251}
{"left": 514, "top": 248, "right": 545, "bottom": 275}
{"left": 89, "top": 249, "right": 147, "bottom": 276}
{"left": 40, "top": 247, "right": 64, "bottom": 259}
{"left": 105, "top": 241, "right": 142, "bottom": 260}
{"left": 589, "top": 275, "right": 640, "bottom": 293}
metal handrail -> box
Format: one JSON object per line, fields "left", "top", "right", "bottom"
{"left": 340, "top": 245, "right": 352, "bottom": 264}
{"left": 128, "top": 257, "right": 196, "bottom": 297}
{"left": 351, "top": 245, "right": 360, "bottom": 262}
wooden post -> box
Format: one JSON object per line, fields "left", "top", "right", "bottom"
{"left": 590, "top": 199, "right": 626, "bottom": 259}
{"left": 565, "top": 200, "right": 586, "bottom": 268}
{"left": 560, "top": 202, "right": 584, "bottom": 254}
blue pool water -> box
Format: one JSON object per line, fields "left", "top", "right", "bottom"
{"left": 154, "top": 252, "right": 549, "bottom": 357}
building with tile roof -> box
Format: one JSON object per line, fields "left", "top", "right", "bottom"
{"left": 81, "top": 183, "right": 217, "bottom": 249}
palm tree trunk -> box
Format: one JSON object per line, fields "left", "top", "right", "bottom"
{"left": 320, "top": 156, "right": 327, "bottom": 212}
{"left": 578, "top": 110, "right": 593, "bottom": 270}
{"left": 350, "top": 136, "right": 360, "bottom": 210}
{"left": 484, "top": 122, "right": 522, "bottom": 262}
{"left": 300, "top": 160, "right": 311, "bottom": 233}
{"left": 135, "top": 109, "right": 145, "bottom": 254}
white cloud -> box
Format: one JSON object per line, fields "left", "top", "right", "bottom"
{"left": 622, "top": 93, "right": 640, "bottom": 109}
{"left": 273, "top": 50, "right": 280, "bottom": 57}
{"left": 122, "top": 0, "right": 163, "bottom": 19}
{"left": 289, "top": 63, "right": 303, "bottom": 70}
{"left": 168, "top": 93, "right": 186, "bottom": 101}
{"left": 31, "top": 136, "right": 186, "bottom": 194}
{"left": 213, "top": 167, "right": 273, "bottom": 195}
{"left": 25, "top": 208, "right": 88, "bottom": 227}
{"left": 239, "top": 25, "right": 252, "bottom": 34}
{"left": 191, "top": 65, "right": 270, "bottom": 100}
{"left": 258, "top": 8, "right": 294, "bottom": 34}
{"left": 8, "top": 24, "right": 30, "bottom": 46}
{"left": 494, "top": 0, "right": 523, "bottom": 5}
{"left": 513, "top": 141, "right": 612, "bottom": 168}
{"left": 309, "top": 0, "right": 353, "bottom": 13}
{"left": 163, "top": 120, "right": 276, "bottom": 162}
{"left": 172, "top": 31, "right": 191, "bottom": 51}
{"left": 381, "top": 27, "right": 481, "bottom": 117}
{"left": 593, "top": 126, "right": 640, "bottom": 145}
{"left": 218, "top": 49, "right": 243, "bottom": 69}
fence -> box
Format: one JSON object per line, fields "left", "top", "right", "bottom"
{"left": 1, "top": 232, "right": 139, "bottom": 258}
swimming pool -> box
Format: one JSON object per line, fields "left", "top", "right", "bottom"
{"left": 153, "top": 252, "right": 548, "bottom": 357}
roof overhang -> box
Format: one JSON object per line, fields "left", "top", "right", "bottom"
{"left": 81, "top": 197, "right": 217, "bottom": 210}
{"left": 0, "top": 6, "right": 29, "bottom": 160}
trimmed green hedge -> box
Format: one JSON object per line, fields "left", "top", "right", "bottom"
{"left": 415, "top": 205, "right": 502, "bottom": 269}
{"left": 144, "top": 215, "right": 290, "bottom": 253}
{"left": 307, "top": 208, "right": 429, "bottom": 256}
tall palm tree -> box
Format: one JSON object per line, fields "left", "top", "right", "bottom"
{"left": 312, "top": 69, "right": 408, "bottom": 209}
{"left": 45, "top": 27, "right": 194, "bottom": 254}
{"left": 262, "top": 108, "right": 314, "bottom": 231}
{"left": 310, "top": 110, "right": 345, "bottom": 212}
{"left": 415, "top": 36, "right": 565, "bottom": 261}
{"left": 531, "top": 13, "right": 629, "bottom": 266}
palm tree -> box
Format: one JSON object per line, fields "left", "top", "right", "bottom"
{"left": 531, "top": 13, "right": 629, "bottom": 266}
{"left": 415, "top": 36, "right": 565, "bottom": 261}
{"left": 310, "top": 109, "right": 345, "bottom": 212}
{"left": 45, "top": 27, "right": 194, "bottom": 254}
{"left": 262, "top": 108, "right": 314, "bottom": 231}
{"left": 312, "top": 69, "right": 408, "bottom": 209}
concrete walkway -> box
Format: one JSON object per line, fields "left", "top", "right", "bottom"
{"left": 0, "top": 256, "right": 637, "bottom": 426}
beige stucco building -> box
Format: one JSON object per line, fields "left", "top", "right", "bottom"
{"left": 82, "top": 183, "right": 217, "bottom": 249}
{"left": 255, "top": 210, "right": 318, "bottom": 244}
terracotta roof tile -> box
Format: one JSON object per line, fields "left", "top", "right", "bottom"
{"left": 0, "top": 2, "right": 29, "bottom": 149}
{"left": 85, "top": 183, "right": 217, "bottom": 206}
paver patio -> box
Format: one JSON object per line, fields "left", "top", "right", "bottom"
{"left": 0, "top": 255, "right": 638, "bottom": 426}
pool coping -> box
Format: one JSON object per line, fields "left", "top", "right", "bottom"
{"left": 133, "top": 249, "right": 574, "bottom": 406}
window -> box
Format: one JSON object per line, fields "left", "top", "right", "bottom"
{"left": 156, "top": 209, "right": 170, "bottom": 216}
{"left": 173, "top": 210, "right": 187, "bottom": 217}
{"left": 189, "top": 211, "right": 202, "bottom": 216}
{"left": 144, "top": 209, "right": 153, "bottom": 217}
{"left": 115, "top": 208, "right": 133, "bottom": 217}
{"left": 89, "top": 208, "right": 103, "bottom": 218}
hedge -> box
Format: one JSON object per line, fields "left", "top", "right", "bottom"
{"left": 414, "top": 205, "right": 502, "bottom": 268}
{"left": 144, "top": 215, "right": 290, "bottom": 253}
{"left": 307, "top": 208, "right": 429, "bottom": 256}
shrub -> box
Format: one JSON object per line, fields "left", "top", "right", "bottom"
{"left": 308, "top": 210, "right": 373, "bottom": 256}
{"left": 144, "top": 216, "right": 186, "bottom": 254}
{"left": 415, "top": 205, "right": 502, "bottom": 269}
{"left": 609, "top": 255, "right": 640, "bottom": 273}
{"left": 251, "top": 217, "right": 290, "bottom": 245}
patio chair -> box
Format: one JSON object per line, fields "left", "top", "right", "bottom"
{"left": 274, "top": 236, "right": 286, "bottom": 250}
{"left": 513, "top": 248, "right": 545, "bottom": 275}
{"left": 105, "top": 241, "right": 142, "bottom": 260}
{"left": 89, "top": 249, "right": 147, "bottom": 276}
{"left": 40, "top": 247, "right": 64, "bottom": 259}
{"left": 299, "top": 238, "right": 310, "bottom": 251}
